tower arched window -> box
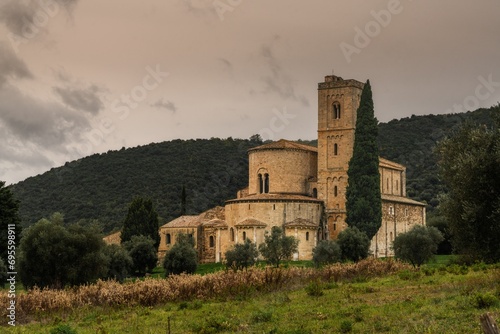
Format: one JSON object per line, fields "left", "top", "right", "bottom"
{"left": 334, "top": 143, "right": 338, "bottom": 156}
{"left": 258, "top": 174, "right": 263, "bottom": 194}
{"left": 334, "top": 186, "right": 338, "bottom": 197}
{"left": 333, "top": 102, "right": 341, "bottom": 119}
{"left": 209, "top": 235, "right": 215, "bottom": 248}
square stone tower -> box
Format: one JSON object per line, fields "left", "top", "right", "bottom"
{"left": 317, "top": 75, "right": 365, "bottom": 239}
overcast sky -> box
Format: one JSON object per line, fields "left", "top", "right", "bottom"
{"left": 0, "top": 0, "right": 499, "bottom": 185}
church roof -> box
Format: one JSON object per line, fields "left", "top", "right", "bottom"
{"left": 226, "top": 193, "right": 323, "bottom": 203}
{"left": 160, "top": 206, "right": 227, "bottom": 229}
{"left": 202, "top": 218, "right": 227, "bottom": 227}
{"left": 248, "top": 139, "right": 318, "bottom": 153}
{"left": 379, "top": 157, "right": 406, "bottom": 171}
{"left": 284, "top": 218, "right": 318, "bottom": 228}
{"left": 235, "top": 218, "right": 267, "bottom": 227}
{"left": 381, "top": 194, "right": 426, "bottom": 206}
{"left": 161, "top": 215, "right": 200, "bottom": 228}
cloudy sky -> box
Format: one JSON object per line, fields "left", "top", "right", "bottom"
{"left": 0, "top": 0, "right": 499, "bottom": 185}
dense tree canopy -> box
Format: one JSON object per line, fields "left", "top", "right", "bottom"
{"left": 436, "top": 105, "right": 500, "bottom": 262}
{"left": 0, "top": 181, "right": 22, "bottom": 263}
{"left": 18, "top": 213, "right": 108, "bottom": 289}
{"left": 121, "top": 197, "right": 160, "bottom": 248}
{"left": 8, "top": 109, "right": 497, "bottom": 234}
{"left": 346, "top": 80, "right": 382, "bottom": 240}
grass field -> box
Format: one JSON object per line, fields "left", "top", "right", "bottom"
{"left": 2, "top": 258, "right": 499, "bottom": 333}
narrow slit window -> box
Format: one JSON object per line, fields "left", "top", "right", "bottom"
{"left": 334, "top": 143, "right": 338, "bottom": 156}
{"left": 264, "top": 173, "right": 269, "bottom": 193}
{"left": 333, "top": 102, "right": 341, "bottom": 119}
{"left": 209, "top": 236, "right": 215, "bottom": 248}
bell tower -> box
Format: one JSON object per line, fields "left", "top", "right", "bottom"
{"left": 317, "top": 75, "right": 364, "bottom": 239}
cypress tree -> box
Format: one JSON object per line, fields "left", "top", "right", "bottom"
{"left": 121, "top": 197, "right": 160, "bottom": 248}
{"left": 345, "top": 80, "right": 382, "bottom": 240}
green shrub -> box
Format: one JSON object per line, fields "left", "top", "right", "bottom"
{"left": 337, "top": 227, "right": 370, "bottom": 262}
{"left": 340, "top": 320, "right": 353, "bottom": 333}
{"left": 103, "top": 244, "right": 133, "bottom": 282}
{"left": 305, "top": 280, "right": 324, "bottom": 297}
{"left": 50, "top": 324, "right": 78, "bottom": 334}
{"left": 225, "top": 239, "right": 258, "bottom": 270}
{"left": 163, "top": 233, "right": 197, "bottom": 276}
{"left": 472, "top": 292, "right": 498, "bottom": 309}
{"left": 393, "top": 225, "right": 443, "bottom": 268}
{"left": 122, "top": 235, "right": 158, "bottom": 276}
{"left": 251, "top": 309, "right": 273, "bottom": 323}
{"left": 312, "top": 240, "right": 341, "bottom": 267}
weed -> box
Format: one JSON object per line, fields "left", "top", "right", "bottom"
{"left": 339, "top": 320, "right": 353, "bottom": 333}
{"left": 472, "top": 292, "right": 498, "bottom": 309}
{"left": 305, "top": 280, "right": 324, "bottom": 297}
{"left": 251, "top": 309, "right": 273, "bottom": 323}
{"left": 398, "top": 270, "right": 421, "bottom": 280}
{"left": 50, "top": 324, "right": 78, "bottom": 334}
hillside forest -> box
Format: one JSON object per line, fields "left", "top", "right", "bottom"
{"left": 8, "top": 107, "right": 495, "bottom": 233}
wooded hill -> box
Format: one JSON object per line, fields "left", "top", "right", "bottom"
{"left": 9, "top": 108, "right": 495, "bottom": 232}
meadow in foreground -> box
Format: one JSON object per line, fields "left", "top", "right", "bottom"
{"left": 2, "top": 260, "right": 499, "bottom": 333}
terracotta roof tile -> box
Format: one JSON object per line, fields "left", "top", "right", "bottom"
{"left": 248, "top": 139, "right": 317, "bottom": 153}
{"left": 382, "top": 194, "right": 426, "bottom": 206}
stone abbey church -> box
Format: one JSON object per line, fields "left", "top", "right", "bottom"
{"left": 158, "top": 74, "right": 426, "bottom": 263}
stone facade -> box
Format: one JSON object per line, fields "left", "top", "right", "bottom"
{"left": 157, "top": 74, "right": 426, "bottom": 262}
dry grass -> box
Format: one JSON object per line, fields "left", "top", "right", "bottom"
{"left": 0, "top": 258, "right": 409, "bottom": 324}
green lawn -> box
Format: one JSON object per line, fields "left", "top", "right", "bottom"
{"left": 4, "top": 262, "right": 500, "bottom": 333}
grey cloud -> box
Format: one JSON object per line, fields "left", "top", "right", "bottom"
{"left": 53, "top": 84, "right": 104, "bottom": 115}
{"left": 0, "top": 0, "right": 79, "bottom": 37}
{"left": 151, "top": 98, "right": 177, "bottom": 113}
{"left": 258, "top": 39, "right": 309, "bottom": 107}
{"left": 0, "top": 42, "right": 33, "bottom": 87}
{"left": 180, "top": 0, "right": 217, "bottom": 19}
{"left": 0, "top": 86, "right": 91, "bottom": 151}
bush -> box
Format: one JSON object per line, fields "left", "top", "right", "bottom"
{"left": 225, "top": 238, "right": 258, "bottom": 270}
{"left": 393, "top": 225, "right": 443, "bottom": 268}
{"left": 163, "top": 233, "right": 197, "bottom": 276}
{"left": 312, "top": 240, "right": 341, "bottom": 267}
{"left": 103, "top": 244, "right": 133, "bottom": 282}
{"left": 123, "top": 235, "right": 158, "bottom": 276}
{"left": 305, "top": 280, "right": 324, "bottom": 297}
{"left": 18, "top": 214, "right": 108, "bottom": 289}
{"left": 259, "top": 226, "right": 299, "bottom": 267}
{"left": 337, "top": 227, "right": 370, "bottom": 262}
{"left": 473, "top": 292, "right": 498, "bottom": 309}
{"left": 50, "top": 324, "right": 78, "bottom": 334}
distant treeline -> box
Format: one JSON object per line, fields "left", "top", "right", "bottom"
{"left": 9, "top": 108, "right": 495, "bottom": 232}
